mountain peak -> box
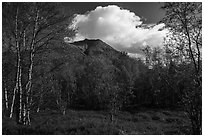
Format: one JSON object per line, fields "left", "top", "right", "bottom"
{"left": 84, "top": 38, "right": 101, "bottom": 42}
{"left": 71, "top": 38, "right": 103, "bottom": 45}
{"left": 70, "top": 38, "right": 117, "bottom": 56}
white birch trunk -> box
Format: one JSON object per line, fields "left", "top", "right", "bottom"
{"left": 18, "top": 65, "right": 23, "bottom": 123}
{"left": 23, "top": 103, "right": 26, "bottom": 124}
{"left": 9, "top": 87, "right": 17, "bottom": 118}
{"left": 9, "top": 7, "right": 20, "bottom": 119}
{"left": 21, "top": 29, "right": 26, "bottom": 124}
{"left": 5, "top": 88, "right": 9, "bottom": 110}
{"left": 25, "top": 8, "right": 39, "bottom": 125}
{"left": 3, "top": 83, "right": 9, "bottom": 110}
{"left": 62, "top": 109, "right": 66, "bottom": 115}
{"left": 37, "top": 92, "right": 43, "bottom": 113}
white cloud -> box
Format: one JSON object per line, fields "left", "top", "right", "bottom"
{"left": 69, "top": 5, "right": 168, "bottom": 55}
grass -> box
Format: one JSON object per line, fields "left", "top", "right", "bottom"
{"left": 2, "top": 108, "right": 191, "bottom": 135}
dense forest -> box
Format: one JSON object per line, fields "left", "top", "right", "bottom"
{"left": 2, "top": 2, "right": 202, "bottom": 135}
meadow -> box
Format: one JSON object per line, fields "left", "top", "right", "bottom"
{"left": 3, "top": 108, "right": 191, "bottom": 135}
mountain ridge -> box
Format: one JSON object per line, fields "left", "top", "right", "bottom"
{"left": 70, "top": 38, "right": 120, "bottom": 56}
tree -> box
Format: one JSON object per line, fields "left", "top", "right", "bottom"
{"left": 2, "top": 2, "right": 75, "bottom": 125}
{"left": 161, "top": 2, "right": 202, "bottom": 134}
{"left": 2, "top": 3, "right": 24, "bottom": 123}
{"left": 161, "top": 2, "right": 201, "bottom": 76}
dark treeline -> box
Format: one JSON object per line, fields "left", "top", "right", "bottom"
{"left": 2, "top": 2, "right": 202, "bottom": 135}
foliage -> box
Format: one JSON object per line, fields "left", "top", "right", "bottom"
{"left": 160, "top": 2, "right": 202, "bottom": 134}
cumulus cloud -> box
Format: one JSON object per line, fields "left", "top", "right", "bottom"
{"left": 69, "top": 5, "right": 168, "bottom": 57}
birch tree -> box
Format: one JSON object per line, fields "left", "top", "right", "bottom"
{"left": 2, "top": 3, "right": 23, "bottom": 123}
{"left": 3, "top": 2, "right": 74, "bottom": 125}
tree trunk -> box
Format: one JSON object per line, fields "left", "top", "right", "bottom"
{"left": 183, "top": 20, "right": 198, "bottom": 74}
{"left": 24, "top": 7, "right": 39, "bottom": 126}
{"left": 22, "top": 103, "right": 26, "bottom": 124}
{"left": 9, "top": 7, "right": 23, "bottom": 123}
{"left": 3, "top": 81, "right": 9, "bottom": 117}
{"left": 18, "top": 65, "right": 23, "bottom": 124}
{"left": 3, "top": 82, "right": 9, "bottom": 111}
{"left": 9, "top": 87, "right": 17, "bottom": 118}
{"left": 37, "top": 92, "right": 43, "bottom": 113}
{"left": 62, "top": 108, "right": 66, "bottom": 115}
{"left": 25, "top": 54, "right": 34, "bottom": 125}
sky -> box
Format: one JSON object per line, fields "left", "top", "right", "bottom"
{"left": 61, "top": 2, "right": 168, "bottom": 58}
{"left": 62, "top": 2, "right": 165, "bottom": 24}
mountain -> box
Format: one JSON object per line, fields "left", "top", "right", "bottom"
{"left": 70, "top": 39, "right": 121, "bottom": 58}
